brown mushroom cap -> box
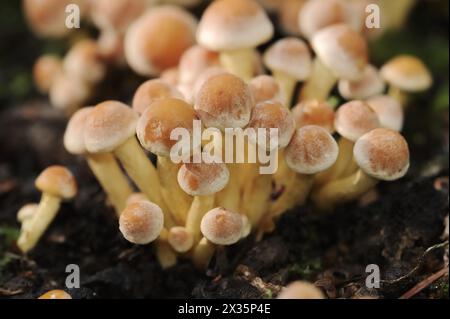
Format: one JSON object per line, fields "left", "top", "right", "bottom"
{"left": 278, "top": 0, "right": 306, "bottom": 36}
{"left": 277, "top": 281, "right": 325, "bottom": 299}
{"left": 195, "top": 73, "right": 253, "bottom": 130}
{"left": 84, "top": 101, "right": 138, "bottom": 153}
{"left": 137, "top": 98, "right": 198, "bottom": 157}
{"left": 200, "top": 207, "right": 244, "bottom": 245}
{"left": 338, "top": 64, "right": 386, "bottom": 100}
{"left": 125, "top": 6, "right": 197, "bottom": 76}
{"left": 354, "top": 128, "right": 410, "bottom": 181}
{"left": 178, "top": 45, "right": 220, "bottom": 85}
{"left": 292, "top": 100, "right": 335, "bottom": 133}
{"left": 380, "top": 55, "right": 433, "bottom": 92}
{"left": 249, "top": 75, "right": 281, "bottom": 104}
{"left": 90, "top": 0, "right": 148, "bottom": 32}
{"left": 178, "top": 160, "right": 230, "bottom": 196}
{"left": 33, "top": 55, "right": 62, "bottom": 94}
{"left": 168, "top": 226, "right": 194, "bottom": 253}
{"left": 119, "top": 201, "right": 164, "bottom": 244}
{"left": 161, "top": 68, "right": 180, "bottom": 87}
{"left": 285, "top": 125, "right": 339, "bottom": 174}
{"left": 64, "top": 107, "right": 94, "bottom": 155}
{"left": 312, "top": 23, "right": 368, "bottom": 81}
{"left": 247, "top": 101, "right": 296, "bottom": 150}
{"left": 49, "top": 73, "right": 91, "bottom": 112}
{"left": 193, "top": 66, "right": 227, "bottom": 100}
{"left": 334, "top": 100, "right": 380, "bottom": 142}
{"left": 263, "top": 38, "right": 312, "bottom": 80}
{"left": 366, "top": 95, "right": 404, "bottom": 132}
{"left": 35, "top": 166, "right": 77, "bottom": 199}
{"left": 197, "top": 0, "right": 274, "bottom": 51}
{"left": 132, "top": 79, "right": 184, "bottom": 115}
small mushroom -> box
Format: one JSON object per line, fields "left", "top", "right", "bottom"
{"left": 277, "top": 0, "right": 305, "bottom": 36}
{"left": 277, "top": 281, "right": 325, "bottom": 299}
{"left": 178, "top": 45, "right": 220, "bottom": 87}
{"left": 33, "top": 54, "right": 62, "bottom": 94}
{"left": 292, "top": 99, "right": 335, "bottom": 133}
{"left": 38, "top": 290, "right": 72, "bottom": 299}
{"left": 249, "top": 75, "right": 282, "bottom": 104}
{"left": 338, "top": 65, "right": 386, "bottom": 100}
{"left": 49, "top": 73, "right": 91, "bottom": 115}
{"left": 168, "top": 226, "right": 194, "bottom": 253}
{"left": 17, "top": 203, "right": 38, "bottom": 233}
{"left": 366, "top": 95, "right": 404, "bottom": 132}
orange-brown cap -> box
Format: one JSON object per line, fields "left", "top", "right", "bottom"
{"left": 38, "top": 289, "right": 72, "bottom": 299}
{"left": 195, "top": 73, "right": 253, "bottom": 130}
{"left": 132, "top": 79, "right": 184, "bottom": 115}
{"left": 35, "top": 166, "right": 77, "bottom": 199}
{"left": 17, "top": 203, "right": 39, "bottom": 223}
{"left": 249, "top": 75, "right": 282, "bottom": 104}
{"left": 97, "top": 30, "right": 125, "bottom": 64}
{"left": 161, "top": 68, "right": 180, "bottom": 87}
{"left": 84, "top": 101, "right": 138, "bottom": 153}
{"left": 33, "top": 55, "right": 62, "bottom": 94}
{"left": 200, "top": 207, "right": 244, "bottom": 245}
{"left": 64, "top": 107, "right": 93, "bottom": 155}
{"left": 380, "top": 55, "right": 433, "bottom": 92}
{"left": 312, "top": 24, "right": 368, "bottom": 81}
{"left": 263, "top": 38, "right": 312, "bottom": 81}
{"left": 247, "top": 101, "right": 296, "bottom": 150}
{"left": 334, "top": 100, "right": 380, "bottom": 142}
{"left": 168, "top": 226, "right": 194, "bottom": 253}
{"left": 286, "top": 125, "right": 339, "bottom": 174}
{"left": 338, "top": 64, "right": 385, "bottom": 100}
{"left": 277, "top": 281, "right": 325, "bottom": 299}
{"left": 366, "top": 95, "right": 404, "bottom": 132}
{"left": 125, "top": 6, "right": 197, "bottom": 76}
{"left": 178, "top": 45, "right": 220, "bottom": 85}
{"left": 292, "top": 100, "right": 335, "bottom": 133}
{"left": 49, "top": 73, "right": 91, "bottom": 112}
{"left": 137, "top": 98, "right": 198, "bottom": 157}
{"left": 119, "top": 200, "right": 164, "bottom": 244}
{"left": 278, "top": 0, "right": 306, "bottom": 36}
{"left": 193, "top": 66, "right": 227, "bottom": 100}
{"left": 197, "top": 0, "right": 274, "bottom": 51}
{"left": 354, "top": 128, "right": 410, "bottom": 181}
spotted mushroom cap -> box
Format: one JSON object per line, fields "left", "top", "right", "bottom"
{"left": 366, "top": 95, "right": 404, "bottom": 132}
{"left": 338, "top": 64, "right": 386, "bottom": 100}
{"left": 200, "top": 207, "right": 244, "bottom": 245}
{"left": 64, "top": 107, "right": 93, "bottom": 155}
{"left": 35, "top": 166, "right": 77, "bottom": 199}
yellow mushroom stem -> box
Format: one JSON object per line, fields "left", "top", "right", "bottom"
{"left": 242, "top": 172, "right": 272, "bottom": 228}
{"left": 220, "top": 49, "right": 255, "bottom": 81}
{"left": 86, "top": 152, "right": 133, "bottom": 215}
{"left": 216, "top": 163, "right": 241, "bottom": 212}
{"left": 388, "top": 86, "right": 409, "bottom": 107}
{"left": 192, "top": 237, "right": 217, "bottom": 270}
{"left": 185, "top": 195, "right": 215, "bottom": 244}
{"left": 299, "top": 58, "right": 336, "bottom": 102}
{"left": 273, "top": 71, "right": 297, "bottom": 108}
{"left": 155, "top": 240, "right": 177, "bottom": 269}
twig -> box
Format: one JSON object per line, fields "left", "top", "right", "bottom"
{"left": 400, "top": 267, "right": 449, "bottom": 299}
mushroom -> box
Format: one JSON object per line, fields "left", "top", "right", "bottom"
{"left": 263, "top": 38, "right": 312, "bottom": 106}
{"left": 313, "top": 128, "right": 410, "bottom": 210}
{"left": 17, "top": 203, "right": 38, "bottom": 233}
{"left": 338, "top": 65, "right": 386, "bottom": 100}
{"left": 84, "top": 100, "right": 174, "bottom": 227}
{"left": 300, "top": 24, "right": 368, "bottom": 102}
{"left": 249, "top": 75, "right": 282, "bottom": 104}
{"left": 161, "top": 68, "right": 180, "bottom": 87}
{"left": 97, "top": 29, "right": 125, "bottom": 65}
{"left": 33, "top": 54, "right": 62, "bottom": 94}
{"left": 49, "top": 73, "right": 91, "bottom": 115}
{"left": 124, "top": 6, "right": 197, "bottom": 77}
{"left": 292, "top": 99, "right": 336, "bottom": 133}
{"left": 277, "top": 0, "right": 305, "bottom": 36}
{"left": 366, "top": 95, "right": 404, "bottom": 132}
{"left": 197, "top": 0, "right": 274, "bottom": 81}
{"left": 38, "top": 290, "right": 72, "bottom": 299}
{"left": 277, "top": 281, "right": 325, "bottom": 299}
{"left": 178, "top": 45, "right": 220, "bottom": 87}
{"left": 192, "top": 66, "right": 227, "bottom": 103}
{"left": 168, "top": 226, "right": 194, "bottom": 253}
{"left": 64, "top": 107, "right": 133, "bottom": 214}
{"left": 17, "top": 166, "right": 77, "bottom": 253}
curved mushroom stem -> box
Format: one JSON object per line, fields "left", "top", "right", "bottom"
{"left": 155, "top": 240, "right": 177, "bottom": 269}
{"left": 186, "top": 195, "right": 215, "bottom": 243}
{"left": 273, "top": 70, "right": 296, "bottom": 107}
{"left": 220, "top": 48, "right": 254, "bottom": 81}
{"left": 216, "top": 163, "right": 241, "bottom": 212}
{"left": 17, "top": 193, "right": 61, "bottom": 253}
{"left": 86, "top": 152, "right": 133, "bottom": 215}
{"left": 114, "top": 137, "right": 175, "bottom": 227}
{"left": 388, "top": 86, "right": 409, "bottom": 107}
{"left": 299, "top": 58, "right": 336, "bottom": 102}
{"left": 192, "top": 237, "right": 216, "bottom": 270}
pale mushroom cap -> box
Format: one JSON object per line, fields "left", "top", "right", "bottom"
{"left": 193, "top": 66, "right": 227, "bottom": 100}
{"left": 195, "top": 73, "right": 253, "bottom": 130}
{"left": 35, "top": 166, "right": 77, "bottom": 199}
{"left": 168, "top": 226, "right": 194, "bottom": 253}
{"left": 119, "top": 201, "right": 164, "bottom": 245}
{"left": 312, "top": 24, "right": 368, "bottom": 81}
{"left": 33, "top": 55, "right": 62, "bottom": 94}
{"left": 278, "top": 0, "right": 306, "bottom": 36}
{"left": 247, "top": 101, "right": 296, "bottom": 150}
{"left": 125, "top": 6, "right": 197, "bottom": 76}
{"left": 38, "top": 290, "right": 72, "bottom": 299}
{"left": 292, "top": 100, "right": 335, "bottom": 133}
{"left": 249, "top": 75, "right": 281, "bottom": 104}
{"left": 84, "top": 101, "right": 138, "bottom": 153}
{"left": 132, "top": 79, "right": 184, "bottom": 115}
{"left": 354, "top": 128, "right": 410, "bottom": 181}
{"left": 338, "top": 64, "right": 386, "bottom": 100}
{"left": 137, "top": 98, "right": 198, "bottom": 157}
{"left": 49, "top": 73, "right": 91, "bottom": 111}
{"left": 197, "top": 0, "right": 274, "bottom": 51}
{"left": 263, "top": 38, "right": 312, "bottom": 80}
{"left": 17, "top": 203, "right": 39, "bottom": 223}
{"left": 277, "top": 281, "right": 325, "bottom": 299}
{"left": 200, "top": 207, "right": 244, "bottom": 245}
{"left": 177, "top": 160, "right": 230, "bottom": 196}
{"left": 178, "top": 45, "right": 220, "bottom": 85}
{"left": 90, "top": 0, "right": 148, "bottom": 32}
{"left": 126, "top": 193, "right": 148, "bottom": 206}
{"left": 64, "top": 107, "right": 94, "bottom": 155}
{"left": 286, "top": 125, "right": 339, "bottom": 174}
{"left": 97, "top": 30, "right": 125, "bottom": 64}
{"left": 366, "top": 95, "right": 404, "bottom": 132}
{"left": 334, "top": 100, "right": 380, "bottom": 142}
{"left": 380, "top": 55, "right": 433, "bottom": 92}
{"left": 161, "top": 67, "right": 180, "bottom": 87}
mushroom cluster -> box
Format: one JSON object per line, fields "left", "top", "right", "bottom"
{"left": 21, "top": 0, "right": 431, "bottom": 298}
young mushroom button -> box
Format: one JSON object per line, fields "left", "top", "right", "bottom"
{"left": 249, "top": 75, "right": 282, "bottom": 104}
{"left": 277, "top": 281, "right": 325, "bottom": 299}
{"left": 338, "top": 65, "right": 386, "bottom": 100}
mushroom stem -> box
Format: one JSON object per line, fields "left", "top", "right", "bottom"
{"left": 220, "top": 49, "right": 254, "bottom": 81}
{"left": 114, "top": 137, "right": 175, "bottom": 227}
{"left": 299, "top": 58, "right": 336, "bottom": 102}
{"left": 273, "top": 70, "right": 296, "bottom": 107}
{"left": 17, "top": 193, "right": 61, "bottom": 253}
{"left": 388, "top": 86, "right": 409, "bottom": 107}
{"left": 192, "top": 237, "right": 216, "bottom": 269}
{"left": 242, "top": 173, "right": 272, "bottom": 227}
{"left": 185, "top": 195, "right": 215, "bottom": 243}
{"left": 155, "top": 240, "right": 177, "bottom": 269}
{"left": 216, "top": 163, "right": 241, "bottom": 212}
{"left": 86, "top": 152, "right": 133, "bottom": 215}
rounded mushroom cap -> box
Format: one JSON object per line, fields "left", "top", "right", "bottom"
{"left": 263, "top": 38, "right": 312, "bottom": 80}
{"left": 125, "top": 6, "right": 197, "bottom": 76}
{"left": 84, "top": 101, "right": 138, "bottom": 153}
{"left": 161, "top": 67, "right": 180, "bottom": 87}
{"left": 277, "top": 281, "right": 325, "bottom": 299}
{"left": 126, "top": 193, "right": 148, "bottom": 206}
{"left": 197, "top": 0, "right": 274, "bottom": 51}
{"left": 380, "top": 55, "right": 433, "bottom": 92}
{"left": 132, "top": 79, "right": 184, "bottom": 115}
{"left": 49, "top": 73, "right": 91, "bottom": 112}
{"left": 35, "top": 166, "right": 77, "bottom": 199}
{"left": 195, "top": 73, "right": 253, "bottom": 130}
{"left": 292, "top": 100, "right": 335, "bottom": 133}
{"left": 247, "top": 101, "right": 296, "bottom": 150}
{"left": 200, "top": 207, "right": 244, "bottom": 245}
{"left": 312, "top": 23, "right": 368, "bottom": 81}
{"left": 286, "top": 125, "right": 339, "bottom": 174}
{"left": 17, "top": 203, "right": 39, "bottom": 223}
{"left": 90, "top": 0, "right": 148, "bottom": 32}
{"left": 193, "top": 66, "right": 227, "bottom": 101}
{"left": 178, "top": 45, "right": 220, "bottom": 85}
{"left": 177, "top": 160, "right": 230, "bottom": 196}
{"left": 168, "top": 226, "right": 194, "bottom": 253}
{"left": 338, "top": 64, "right": 386, "bottom": 100}
{"left": 97, "top": 29, "right": 125, "bottom": 64}
{"left": 64, "top": 107, "right": 93, "bottom": 155}
{"left": 354, "top": 128, "right": 410, "bottom": 181}
{"left": 33, "top": 55, "right": 62, "bottom": 94}
{"left": 366, "top": 95, "right": 404, "bottom": 132}
{"left": 334, "top": 100, "right": 380, "bottom": 142}
{"left": 249, "top": 75, "right": 281, "bottom": 104}
{"left": 119, "top": 201, "right": 164, "bottom": 244}
{"left": 38, "top": 290, "right": 72, "bottom": 299}
{"left": 278, "top": 0, "right": 306, "bottom": 36}
{"left": 137, "top": 98, "right": 198, "bottom": 157}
